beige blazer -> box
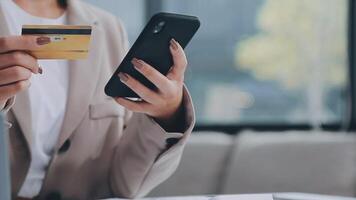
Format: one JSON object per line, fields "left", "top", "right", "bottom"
{"left": 0, "top": 0, "right": 195, "bottom": 199}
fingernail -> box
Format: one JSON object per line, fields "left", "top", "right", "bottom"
{"left": 132, "top": 58, "right": 144, "bottom": 70}
{"left": 36, "top": 36, "right": 51, "bottom": 45}
{"left": 38, "top": 66, "right": 43, "bottom": 74}
{"left": 118, "top": 72, "right": 129, "bottom": 82}
{"left": 170, "top": 39, "right": 178, "bottom": 50}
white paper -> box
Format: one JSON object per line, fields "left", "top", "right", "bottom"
{"left": 102, "top": 194, "right": 273, "bottom": 200}
{"left": 101, "top": 193, "right": 356, "bottom": 200}
{"left": 273, "top": 193, "right": 356, "bottom": 200}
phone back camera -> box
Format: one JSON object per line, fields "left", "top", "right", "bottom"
{"left": 153, "top": 21, "right": 166, "bottom": 34}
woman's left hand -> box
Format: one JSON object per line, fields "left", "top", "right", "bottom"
{"left": 115, "top": 39, "right": 187, "bottom": 127}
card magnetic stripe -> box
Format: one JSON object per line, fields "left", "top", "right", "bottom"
{"left": 22, "top": 28, "right": 92, "bottom": 35}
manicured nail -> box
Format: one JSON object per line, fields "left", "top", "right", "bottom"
{"left": 170, "top": 39, "right": 178, "bottom": 50}
{"left": 118, "top": 72, "right": 129, "bottom": 82}
{"left": 36, "top": 36, "right": 51, "bottom": 45}
{"left": 132, "top": 58, "right": 144, "bottom": 70}
{"left": 38, "top": 66, "right": 43, "bottom": 74}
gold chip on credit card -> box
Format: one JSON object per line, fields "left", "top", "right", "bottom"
{"left": 22, "top": 25, "right": 92, "bottom": 60}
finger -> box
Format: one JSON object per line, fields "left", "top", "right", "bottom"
{"left": 0, "top": 35, "right": 50, "bottom": 54}
{"left": 0, "top": 80, "right": 30, "bottom": 102}
{"left": 166, "top": 39, "right": 188, "bottom": 82}
{"left": 118, "top": 72, "right": 163, "bottom": 105}
{"left": 115, "top": 97, "right": 150, "bottom": 113}
{"left": 0, "top": 66, "right": 32, "bottom": 86}
{"left": 0, "top": 51, "right": 41, "bottom": 73}
{"left": 131, "top": 58, "right": 170, "bottom": 91}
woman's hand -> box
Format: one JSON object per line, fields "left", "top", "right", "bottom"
{"left": 115, "top": 39, "right": 187, "bottom": 128}
{"left": 0, "top": 36, "right": 48, "bottom": 110}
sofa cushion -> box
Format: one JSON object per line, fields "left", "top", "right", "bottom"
{"left": 222, "top": 131, "right": 356, "bottom": 196}
{"left": 149, "top": 131, "right": 234, "bottom": 197}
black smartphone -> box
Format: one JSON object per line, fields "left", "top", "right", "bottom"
{"left": 105, "top": 12, "right": 200, "bottom": 97}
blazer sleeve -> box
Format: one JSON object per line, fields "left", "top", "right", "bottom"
{"left": 1, "top": 97, "right": 15, "bottom": 113}
{"left": 1, "top": 97, "right": 15, "bottom": 128}
{"left": 109, "top": 19, "right": 196, "bottom": 199}
{"left": 110, "top": 87, "right": 195, "bottom": 198}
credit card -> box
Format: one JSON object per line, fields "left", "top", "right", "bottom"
{"left": 22, "top": 25, "right": 92, "bottom": 60}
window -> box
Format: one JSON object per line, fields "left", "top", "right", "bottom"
{"left": 161, "top": 0, "right": 349, "bottom": 127}
{"left": 85, "top": 0, "right": 349, "bottom": 129}
{"left": 85, "top": 0, "right": 146, "bottom": 43}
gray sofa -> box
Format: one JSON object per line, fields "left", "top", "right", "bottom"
{"left": 149, "top": 131, "right": 356, "bottom": 197}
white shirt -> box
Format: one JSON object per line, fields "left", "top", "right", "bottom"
{"left": 1, "top": 0, "right": 69, "bottom": 198}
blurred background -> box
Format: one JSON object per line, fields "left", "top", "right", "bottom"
{"left": 86, "top": 0, "right": 356, "bottom": 198}
{"left": 86, "top": 0, "right": 348, "bottom": 128}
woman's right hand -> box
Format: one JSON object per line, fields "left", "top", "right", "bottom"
{"left": 0, "top": 36, "right": 50, "bottom": 110}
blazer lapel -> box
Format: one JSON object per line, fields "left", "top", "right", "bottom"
{"left": 0, "top": 0, "right": 104, "bottom": 150}
{"left": 0, "top": 4, "right": 33, "bottom": 147}
{"left": 56, "top": 0, "right": 104, "bottom": 148}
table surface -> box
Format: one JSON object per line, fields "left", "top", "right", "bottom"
{"left": 102, "top": 193, "right": 356, "bottom": 200}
